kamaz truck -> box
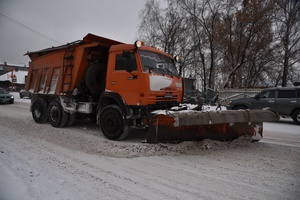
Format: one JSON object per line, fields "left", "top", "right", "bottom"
{"left": 25, "top": 33, "right": 279, "bottom": 142}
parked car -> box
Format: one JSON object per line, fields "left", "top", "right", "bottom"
{"left": 19, "top": 89, "right": 31, "bottom": 98}
{"left": 226, "top": 87, "right": 300, "bottom": 125}
{"left": 0, "top": 87, "right": 14, "bottom": 104}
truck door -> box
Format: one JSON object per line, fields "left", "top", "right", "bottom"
{"left": 106, "top": 51, "right": 141, "bottom": 105}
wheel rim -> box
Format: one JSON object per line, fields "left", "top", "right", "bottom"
{"left": 32, "top": 102, "right": 42, "bottom": 118}
{"left": 32, "top": 100, "right": 43, "bottom": 121}
{"left": 49, "top": 105, "right": 60, "bottom": 123}
{"left": 33, "top": 108, "right": 41, "bottom": 118}
{"left": 100, "top": 105, "right": 130, "bottom": 140}
{"left": 31, "top": 98, "right": 48, "bottom": 123}
{"left": 102, "top": 112, "right": 121, "bottom": 137}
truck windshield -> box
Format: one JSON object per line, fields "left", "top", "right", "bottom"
{"left": 139, "top": 50, "right": 178, "bottom": 76}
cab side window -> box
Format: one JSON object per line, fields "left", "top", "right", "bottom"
{"left": 278, "top": 90, "right": 296, "bottom": 98}
{"left": 260, "top": 91, "right": 275, "bottom": 98}
{"left": 115, "top": 54, "right": 137, "bottom": 71}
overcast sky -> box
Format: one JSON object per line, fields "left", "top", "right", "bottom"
{"left": 0, "top": 0, "right": 148, "bottom": 65}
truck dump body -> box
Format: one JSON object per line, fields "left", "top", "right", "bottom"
{"left": 25, "top": 34, "right": 123, "bottom": 95}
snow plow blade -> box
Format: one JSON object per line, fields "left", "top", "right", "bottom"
{"left": 147, "top": 109, "right": 279, "bottom": 143}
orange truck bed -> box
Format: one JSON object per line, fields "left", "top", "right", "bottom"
{"left": 25, "top": 34, "right": 122, "bottom": 95}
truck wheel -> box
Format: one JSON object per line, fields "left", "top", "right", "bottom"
{"left": 85, "top": 63, "right": 106, "bottom": 94}
{"left": 99, "top": 105, "right": 129, "bottom": 140}
{"left": 292, "top": 110, "right": 300, "bottom": 125}
{"left": 48, "top": 100, "right": 70, "bottom": 128}
{"left": 32, "top": 98, "right": 48, "bottom": 123}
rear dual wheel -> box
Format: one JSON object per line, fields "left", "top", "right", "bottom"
{"left": 48, "top": 100, "right": 70, "bottom": 128}
{"left": 31, "top": 98, "right": 75, "bottom": 127}
{"left": 32, "top": 98, "right": 48, "bottom": 124}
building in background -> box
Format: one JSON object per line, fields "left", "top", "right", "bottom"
{"left": 0, "top": 62, "right": 28, "bottom": 91}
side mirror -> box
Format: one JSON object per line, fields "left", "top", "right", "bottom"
{"left": 179, "top": 65, "right": 182, "bottom": 76}
{"left": 255, "top": 95, "right": 260, "bottom": 100}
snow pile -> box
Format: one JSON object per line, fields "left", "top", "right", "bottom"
{"left": 91, "top": 136, "right": 253, "bottom": 158}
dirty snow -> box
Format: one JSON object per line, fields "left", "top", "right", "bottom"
{"left": 0, "top": 93, "right": 299, "bottom": 200}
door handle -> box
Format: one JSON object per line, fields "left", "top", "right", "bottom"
{"left": 290, "top": 100, "right": 296, "bottom": 103}
{"left": 268, "top": 100, "right": 274, "bottom": 103}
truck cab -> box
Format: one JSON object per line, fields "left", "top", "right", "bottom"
{"left": 106, "top": 43, "right": 182, "bottom": 109}
{"left": 98, "top": 42, "right": 183, "bottom": 139}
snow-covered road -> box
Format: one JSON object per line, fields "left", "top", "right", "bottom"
{"left": 0, "top": 94, "right": 299, "bottom": 200}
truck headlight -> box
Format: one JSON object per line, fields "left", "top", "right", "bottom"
{"left": 134, "top": 40, "right": 143, "bottom": 48}
{"left": 174, "top": 55, "right": 180, "bottom": 62}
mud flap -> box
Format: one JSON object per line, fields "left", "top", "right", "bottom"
{"left": 147, "top": 109, "right": 279, "bottom": 143}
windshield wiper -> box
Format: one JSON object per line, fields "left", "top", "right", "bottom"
{"left": 156, "top": 68, "right": 165, "bottom": 76}
{"left": 163, "top": 68, "right": 175, "bottom": 77}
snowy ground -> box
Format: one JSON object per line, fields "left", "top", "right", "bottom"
{"left": 0, "top": 93, "right": 299, "bottom": 200}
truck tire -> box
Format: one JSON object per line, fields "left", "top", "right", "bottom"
{"left": 99, "top": 105, "right": 129, "bottom": 140}
{"left": 48, "top": 100, "right": 70, "bottom": 128}
{"left": 32, "top": 98, "right": 48, "bottom": 124}
{"left": 292, "top": 109, "right": 300, "bottom": 125}
{"left": 85, "top": 63, "right": 106, "bottom": 94}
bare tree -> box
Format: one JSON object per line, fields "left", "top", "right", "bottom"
{"left": 178, "top": 0, "right": 223, "bottom": 90}
{"left": 217, "top": 0, "right": 275, "bottom": 88}
{"left": 138, "top": 0, "right": 191, "bottom": 74}
{"left": 138, "top": 0, "right": 161, "bottom": 47}
{"left": 137, "top": 0, "right": 298, "bottom": 90}
{"left": 273, "top": 0, "right": 300, "bottom": 86}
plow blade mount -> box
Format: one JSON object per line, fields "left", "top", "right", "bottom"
{"left": 147, "top": 109, "right": 279, "bottom": 143}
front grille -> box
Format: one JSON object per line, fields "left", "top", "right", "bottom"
{"left": 155, "top": 94, "right": 178, "bottom": 102}
{"left": 148, "top": 91, "right": 181, "bottom": 107}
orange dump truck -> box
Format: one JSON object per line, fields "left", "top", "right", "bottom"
{"left": 25, "top": 33, "right": 279, "bottom": 142}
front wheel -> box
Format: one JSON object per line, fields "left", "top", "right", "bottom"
{"left": 292, "top": 110, "right": 300, "bottom": 125}
{"left": 99, "top": 105, "right": 129, "bottom": 140}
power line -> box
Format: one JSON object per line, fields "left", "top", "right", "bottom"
{"left": 0, "top": 12, "right": 62, "bottom": 45}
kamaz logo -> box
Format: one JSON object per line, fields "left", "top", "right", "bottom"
{"left": 164, "top": 94, "right": 173, "bottom": 98}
